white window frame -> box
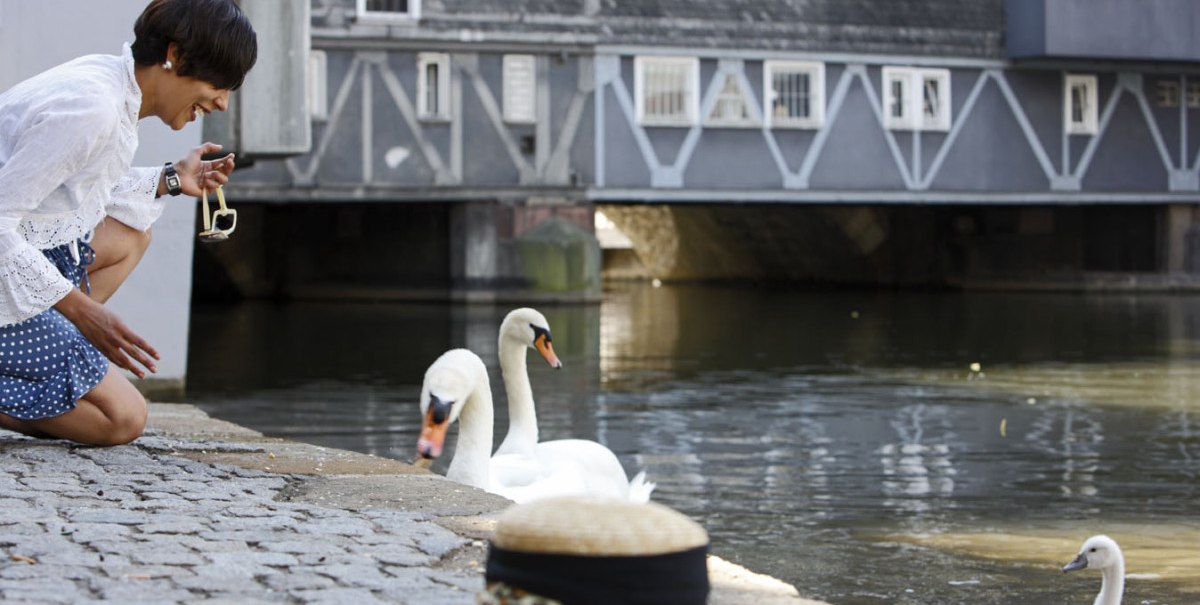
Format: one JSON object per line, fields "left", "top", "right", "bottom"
{"left": 502, "top": 54, "right": 537, "bottom": 124}
{"left": 308, "top": 50, "right": 328, "bottom": 122}
{"left": 882, "top": 66, "right": 952, "bottom": 131}
{"left": 634, "top": 56, "right": 699, "bottom": 127}
{"left": 1064, "top": 74, "right": 1098, "bottom": 135}
{"left": 417, "top": 52, "right": 450, "bottom": 121}
{"left": 356, "top": 0, "right": 421, "bottom": 22}
{"left": 705, "top": 72, "right": 758, "bottom": 127}
{"left": 764, "top": 60, "right": 825, "bottom": 129}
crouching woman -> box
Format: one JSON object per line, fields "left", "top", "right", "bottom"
{"left": 0, "top": 0, "right": 257, "bottom": 445}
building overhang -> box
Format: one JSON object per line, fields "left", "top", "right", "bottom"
{"left": 1007, "top": 0, "right": 1200, "bottom": 63}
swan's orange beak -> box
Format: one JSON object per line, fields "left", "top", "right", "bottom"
{"left": 417, "top": 408, "right": 448, "bottom": 459}
{"left": 535, "top": 333, "right": 563, "bottom": 369}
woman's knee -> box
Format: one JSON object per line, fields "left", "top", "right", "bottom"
{"left": 104, "top": 393, "right": 147, "bottom": 445}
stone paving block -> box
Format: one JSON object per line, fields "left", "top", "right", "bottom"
{"left": 305, "top": 563, "right": 396, "bottom": 590}
{"left": 174, "top": 574, "right": 265, "bottom": 593}
{"left": 191, "top": 561, "right": 280, "bottom": 578}
{"left": 384, "top": 565, "right": 482, "bottom": 593}
{"left": 224, "top": 506, "right": 300, "bottom": 519}
{"left": 196, "top": 530, "right": 292, "bottom": 544}
{"left": 263, "top": 571, "right": 337, "bottom": 592}
{"left": 406, "top": 525, "right": 469, "bottom": 559}
{"left": 295, "top": 553, "right": 373, "bottom": 567}
{"left": 378, "top": 576, "right": 477, "bottom": 605}
{"left": 293, "top": 587, "right": 391, "bottom": 605}
{"left": 172, "top": 537, "right": 251, "bottom": 553}
{"left": 32, "top": 549, "right": 104, "bottom": 568}
{"left": 292, "top": 517, "right": 377, "bottom": 537}
{"left": 0, "top": 561, "right": 96, "bottom": 581}
{"left": 188, "top": 596, "right": 289, "bottom": 605}
{"left": 349, "top": 545, "right": 434, "bottom": 567}
{"left": 210, "top": 516, "right": 298, "bottom": 532}
{"left": 130, "top": 550, "right": 206, "bottom": 566}
{"left": 139, "top": 521, "right": 211, "bottom": 535}
{"left": 206, "top": 551, "right": 300, "bottom": 568}
{"left": 64, "top": 523, "right": 134, "bottom": 543}
{"left": 91, "top": 575, "right": 193, "bottom": 602}
{"left": 66, "top": 508, "right": 151, "bottom": 525}
{"left": 100, "top": 563, "right": 197, "bottom": 580}
{"left": 0, "top": 497, "right": 35, "bottom": 511}
{"left": 259, "top": 539, "right": 347, "bottom": 556}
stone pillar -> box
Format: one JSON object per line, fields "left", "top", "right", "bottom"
{"left": 1165, "top": 204, "right": 1196, "bottom": 272}
{"left": 449, "top": 201, "right": 501, "bottom": 302}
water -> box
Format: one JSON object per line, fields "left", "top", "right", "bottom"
{"left": 186, "top": 284, "right": 1200, "bottom": 604}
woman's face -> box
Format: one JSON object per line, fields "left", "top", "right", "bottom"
{"left": 159, "top": 75, "right": 231, "bottom": 131}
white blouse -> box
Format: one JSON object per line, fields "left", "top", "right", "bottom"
{"left": 0, "top": 43, "right": 166, "bottom": 326}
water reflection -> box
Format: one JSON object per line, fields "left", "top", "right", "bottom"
{"left": 187, "top": 285, "right": 1200, "bottom": 604}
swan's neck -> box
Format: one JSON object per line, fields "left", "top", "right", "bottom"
{"left": 1095, "top": 559, "right": 1125, "bottom": 605}
{"left": 445, "top": 381, "right": 494, "bottom": 490}
{"left": 496, "top": 338, "right": 538, "bottom": 454}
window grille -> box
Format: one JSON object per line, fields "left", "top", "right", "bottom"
{"left": 765, "top": 61, "right": 824, "bottom": 128}
{"left": 1157, "top": 80, "right": 1180, "bottom": 108}
{"left": 635, "top": 57, "right": 698, "bottom": 126}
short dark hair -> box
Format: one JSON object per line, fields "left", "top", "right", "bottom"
{"left": 131, "top": 0, "right": 258, "bottom": 90}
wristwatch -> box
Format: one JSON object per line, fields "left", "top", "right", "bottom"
{"left": 163, "top": 162, "right": 182, "bottom": 196}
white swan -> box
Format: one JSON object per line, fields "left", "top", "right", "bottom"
{"left": 492, "top": 308, "right": 654, "bottom": 503}
{"left": 414, "top": 345, "right": 652, "bottom": 503}
{"left": 1062, "top": 534, "right": 1124, "bottom": 605}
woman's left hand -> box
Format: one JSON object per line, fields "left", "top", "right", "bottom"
{"left": 173, "top": 141, "right": 236, "bottom": 196}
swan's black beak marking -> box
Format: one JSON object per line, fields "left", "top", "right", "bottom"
{"left": 1061, "top": 553, "right": 1088, "bottom": 573}
{"left": 429, "top": 394, "right": 452, "bottom": 425}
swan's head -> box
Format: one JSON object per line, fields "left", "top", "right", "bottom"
{"left": 416, "top": 349, "right": 484, "bottom": 459}
{"left": 1062, "top": 535, "right": 1123, "bottom": 574}
{"left": 500, "top": 307, "right": 562, "bottom": 369}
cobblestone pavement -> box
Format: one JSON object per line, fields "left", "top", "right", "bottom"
{"left": 0, "top": 438, "right": 483, "bottom": 604}
{"left": 0, "top": 404, "right": 823, "bottom": 605}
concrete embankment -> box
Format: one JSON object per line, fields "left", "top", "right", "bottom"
{"left": 0, "top": 403, "right": 825, "bottom": 604}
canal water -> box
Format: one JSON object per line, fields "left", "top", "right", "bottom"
{"left": 186, "top": 283, "right": 1200, "bottom": 604}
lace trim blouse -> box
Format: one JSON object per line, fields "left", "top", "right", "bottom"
{"left": 0, "top": 43, "right": 167, "bottom": 326}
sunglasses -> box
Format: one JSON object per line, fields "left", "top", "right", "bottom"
{"left": 198, "top": 187, "right": 237, "bottom": 243}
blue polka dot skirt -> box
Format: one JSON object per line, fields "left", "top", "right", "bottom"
{"left": 0, "top": 239, "right": 108, "bottom": 420}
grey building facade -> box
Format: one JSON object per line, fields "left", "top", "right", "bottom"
{"left": 206, "top": 0, "right": 1200, "bottom": 294}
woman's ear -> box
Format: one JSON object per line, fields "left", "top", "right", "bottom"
{"left": 163, "top": 43, "right": 180, "bottom": 71}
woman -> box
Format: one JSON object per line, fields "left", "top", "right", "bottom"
{"left": 0, "top": 0, "right": 257, "bottom": 446}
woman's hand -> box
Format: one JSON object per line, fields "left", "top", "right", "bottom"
{"left": 173, "top": 142, "right": 236, "bottom": 196}
{"left": 54, "top": 290, "right": 160, "bottom": 379}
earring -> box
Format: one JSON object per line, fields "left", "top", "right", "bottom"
{"left": 162, "top": 60, "right": 173, "bottom": 70}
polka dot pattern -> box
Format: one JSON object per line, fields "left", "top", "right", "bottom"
{"left": 0, "top": 240, "right": 108, "bottom": 420}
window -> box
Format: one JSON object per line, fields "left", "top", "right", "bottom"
{"left": 1189, "top": 82, "right": 1200, "bottom": 108}
{"left": 357, "top": 0, "right": 421, "bottom": 21}
{"left": 503, "top": 54, "right": 536, "bottom": 123}
{"left": 1064, "top": 74, "right": 1097, "bottom": 135}
{"left": 706, "top": 74, "right": 755, "bottom": 126}
{"left": 417, "top": 53, "right": 450, "bottom": 120}
{"left": 634, "top": 56, "right": 699, "bottom": 126}
{"left": 882, "top": 67, "right": 951, "bottom": 131}
{"left": 1157, "top": 80, "right": 1180, "bottom": 108}
{"left": 309, "top": 50, "right": 328, "bottom": 121}
{"left": 765, "top": 61, "right": 824, "bottom": 128}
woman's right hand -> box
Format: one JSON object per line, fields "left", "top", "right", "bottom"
{"left": 54, "top": 289, "right": 159, "bottom": 379}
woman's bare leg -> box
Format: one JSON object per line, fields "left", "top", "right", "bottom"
{"left": 0, "top": 366, "right": 146, "bottom": 446}
{"left": 86, "top": 217, "right": 152, "bottom": 303}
